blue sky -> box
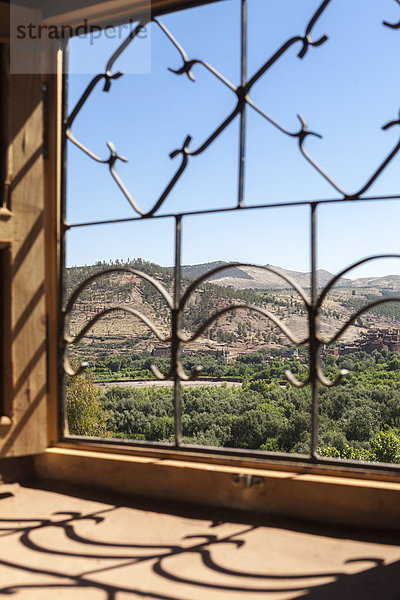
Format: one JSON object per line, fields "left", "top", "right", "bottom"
{"left": 66, "top": 0, "right": 400, "bottom": 278}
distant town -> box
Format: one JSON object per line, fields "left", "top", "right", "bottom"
{"left": 323, "top": 327, "right": 400, "bottom": 357}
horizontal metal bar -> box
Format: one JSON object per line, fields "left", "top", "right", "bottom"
{"left": 66, "top": 194, "right": 400, "bottom": 230}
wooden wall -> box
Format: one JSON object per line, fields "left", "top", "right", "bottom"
{"left": 0, "top": 3, "right": 50, "bottom": 457}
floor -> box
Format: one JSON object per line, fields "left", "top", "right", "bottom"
{"left": 0, "top": 481, "right": 399, "bottom": 599}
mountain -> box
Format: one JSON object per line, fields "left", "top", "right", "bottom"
{"left": 65, "top": 259, "right": 400, "bottom": 361}
{"left": 351, "top": 275, "right": 400, "bottom": 289}
{"left": 181, "top": 261, "right": 254, "bottom": 281}
{"left": 181, "top": 262, "right": 400, "bottom": 291}
{"left": 183, "top": 262, "right": 348, "bottom": 290}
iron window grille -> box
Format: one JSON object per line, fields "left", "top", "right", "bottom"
{"left": 61, "top": 0, "right": 400, "bottom": 471}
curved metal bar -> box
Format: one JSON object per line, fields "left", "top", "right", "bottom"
{"left": 66, "top": 22, "right": 146, "bottom": 135}
{"left": 323, "top": 298, "right": 400, "bottom": 346}
{"left": 316, "top": 366, "right": 349, "bottom": 387}
{"left": 153, "top": 19, "right": 236, "bottom": 91}
{"left": 66, "top": 21, "right": 193, "bottom": 218}
{"left": 150, "top": 363, "right": 173, "bottom": 381}
{"left": 299, "top": 111, "right": 400, "bottom": 199}
{"left": 65, "top": 3, "right": 334, "bottom": 217}
{"left": 105, "top": 22, "right": 148, "bottom": 75}
{"left": 65, "top": 306, "right": 170, "bottom": 345}
{"left": 246, "top": 97, "right": 293, "bottom": 137}
{"left": 298, "top": 0, "right": 331, "bottom": 58}
{"left": 177, "top": 363, "right": 204, "bottom": 382}
{"left": 172, "top": 58, "right": 237, "bottom": 92}
{"left": 251, "top": 76, "right": 400, "bottom": 202}
{"left": 68, "top": 122, "right": 191, "bottom": 218}
{"left": 284, "top": 370, "right": 311, "bottom": 388}
{"left": 104, "top": 142, "right": 145, "bottom": 215}
{"left": 298, "top": 128, "right": 349, "bottom": 198}
{"left": 286, "top": 358, "right": 348, "bottom": 389}
{"left": 384, "top": 20, "right": 400, "bottom": 28}
{"left": 158, "top": 1, "right": 329, "bottom": 162}
{"left": 65, "top": 0, "right": 400, "bottom": 221}
{"left": 294, "top": 115, "right": 339, "bottom": 195}
{"left": 154, "top": 15, "right": 241, "bottom": 192}
{"left": 161, "top": 32, "right": 324, "bottom": 162}
{"left": 383, "top": 0, "right": 400, "bottom": 28}
{"left": 63, "top": 356, "right": 89, "bottom": 377}
{"left": 183, "top": 303, "right": 307, "bottom": 346}
{"left": 297, "top": 32, "right": 329, "bottom": 59}
{"left": 180, "top": 262, "right": 310, "bottom": 309}
{"left": 351, "top": 119, "right": 400, "bottom": 198}
{"left": 153, "top": 17, "right": 196, "bottom": 82}
{"left": 65, "top": 267, "right": 174, "bottom": 313}
{"left": 247, "top": 0, "right": 330, "bottom": 90}
{"left": 317, "top": 254, "right": 400, "bottom": 308}
{"left": 175, "top": 106, "right": 240, "bottom": 158}
{"left": 248, "top": 96, "right": 351, "bottom": 201}
{"left": 109, "top": 135, "right": 192, "bottom": 217}
{"left": 246, "top": 99, "right": 322, "bottom": 142}
{"left": 150, "top": 362, "right": 203, "bottom": 382}
{"left": 251, "top": 105, "right": 400, "bottom": 203}
{"left": 66, "top": 125, "right": 127, "bottom": 166}
{"left": 247, "top": 100, "right": 354, "bottom": 203}
{"left": 294, "top": 114, "right": 323, "bottom": 144}
{"left": 66, "top": 75, "right": 121, "bottom": 137}
{"left": 382, "top": 113, "right": 400, "bottom": 131}
{"left": 246, "top": 36, "right": 303, "bottom": 90}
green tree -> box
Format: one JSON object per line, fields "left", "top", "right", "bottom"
{"left": 65, "top": 370, "right": 111, "bottom": 437}
{"left": 370, "top": 431, "right": 400, "bottom": 463}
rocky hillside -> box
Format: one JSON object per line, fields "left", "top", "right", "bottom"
{"left": 181, "top": 262, "right": 400, "bottom": 291}
{"left": 65, "top": 259, "right": 400, "bottom": 360}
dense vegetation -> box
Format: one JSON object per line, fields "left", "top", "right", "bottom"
{"left": 90, "top": 348, "right": 400, "bottom": 387}
{"left": 66, "top": 349, "right": 400, "bottom": 463}
{"left": 345, "top": 293, "right": 400, "bottom": 320}
{"left": 91, "top": 349, "right": 294, "bottom": 381}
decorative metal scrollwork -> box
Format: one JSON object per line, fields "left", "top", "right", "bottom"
{"left": 63, "top": 0, "right": 400, "bottom": 464}
{"left": 383, "top": 0, "right": 400, "bottom": 28}
{"left": 66, "top": 0, "right": 400, "bottom": 219}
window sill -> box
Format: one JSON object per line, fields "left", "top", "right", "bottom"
{"left": 35, "top": 445, "right": 400, "bottom": 531}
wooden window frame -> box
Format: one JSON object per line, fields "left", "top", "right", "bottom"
{"left": 0, "top": 244, "right": 12, "bottom": 425}
{"left": 31, "top": 0, "right": 400, "bottom": 529}
{"left": 0, "top": 43, "right": 11, "bottom": 219}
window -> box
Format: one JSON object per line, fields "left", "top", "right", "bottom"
{"left": 62, "top": 0, "right": 400, "bottom": 471}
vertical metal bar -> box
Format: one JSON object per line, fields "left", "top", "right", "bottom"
{"left": 173, "top": 215, "right": 183, "bottom": 446}
{"left": 59, "top": 45, "right": 69, "bottom": 439}
{"left": 310, "top": 202, "right": 319, "bottom": 460}
{"left": 237, "top": 0, "right": 247, "bottom": 209}
{"left": 310, "top": 204, "right": 317, "bottom": 306}
{"left": 310, "top": 367, "right": 319, "bottom": 460}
